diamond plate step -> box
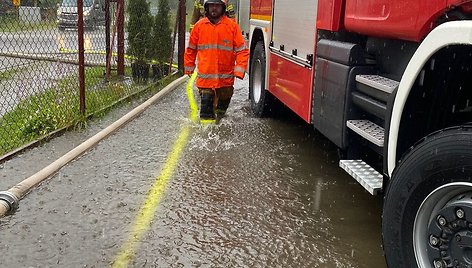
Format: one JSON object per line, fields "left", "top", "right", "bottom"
{"left": 346, "top": 120, "right": 384, "bottom": 147}
{"left": 339, "top": 160, "right": 383, "bottom": 195}
{"left": 356, "top": 74, "right": 399, "bottom": 94}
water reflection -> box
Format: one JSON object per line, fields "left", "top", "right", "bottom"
{"left": 313, "top": 177, "right": 323, "bottom": 211}
{"left": 57, "top": 31, "right": 95, "bottom": 51}
{"left": 0, "top": 80, "right": 387, "bottom": 267}
{"left": 137, "top": 79, "right": 387, "bottom": 267}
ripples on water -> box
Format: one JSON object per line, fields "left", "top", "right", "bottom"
{"left": 0, "top": 80, "right": 384, "bottom": 267}
{"left": 142, "top": 81, "right": 368, "bottom": 267}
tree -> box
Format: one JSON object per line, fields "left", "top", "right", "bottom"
{"left": 151, "top": 0, "right": 172, "bottom": 78}
{"left": 127, "top": 0, "right": 152, "bottom": 80}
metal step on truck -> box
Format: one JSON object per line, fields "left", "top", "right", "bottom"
{"left": 234, "top": 0, "right": 472, "bottom": 267}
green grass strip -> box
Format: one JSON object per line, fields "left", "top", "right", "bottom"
{"left": 0, "top": 66, "right": 168, "bottom": 156}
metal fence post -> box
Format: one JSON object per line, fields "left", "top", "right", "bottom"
{"left": 105, "top": 0, "right": 111, "bottom": 70}
{"left": 78, "top": 0, "right": 86, "bottom": 115}
{"left": 169, "top": 8, "right": 179, "bottom": 75}
{"left": 178, "top": 0, "right": 186, "bottom": 75}
{"left": 117, "top": 0, "right": 125, "bottom": 76}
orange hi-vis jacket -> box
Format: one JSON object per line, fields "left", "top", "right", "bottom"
{"left": 184, "top": 15, "right": 249, "bottom": 89}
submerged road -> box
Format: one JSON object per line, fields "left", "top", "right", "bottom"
{"left": 0, "top": 77, "right": 386, "bottom": 267}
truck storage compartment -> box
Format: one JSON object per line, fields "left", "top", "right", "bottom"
{"left": 313, "top": 40, "right": 373, "bottom": 148}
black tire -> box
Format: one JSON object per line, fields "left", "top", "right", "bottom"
{"left": 382, "top": 126, "right": 472, "bottom": 268}
{"left": 249, "top": 41, "right": 273, "bottom": 117}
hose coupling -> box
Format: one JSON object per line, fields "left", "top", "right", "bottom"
{"left": 0, "top": 191, "right": 19, "bottom": 214}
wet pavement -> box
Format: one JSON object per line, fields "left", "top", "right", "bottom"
{"left": 0, "top": 77, "right": 387, "bottom": 267}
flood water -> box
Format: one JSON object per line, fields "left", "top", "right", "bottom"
{"left": 0, "top": 77, "right": 386, "bottom": 267}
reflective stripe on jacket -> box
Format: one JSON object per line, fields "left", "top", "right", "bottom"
{"left": 184, "top": 15, "right": 249, "bottom": 89}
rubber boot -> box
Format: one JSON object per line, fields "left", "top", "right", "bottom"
{"left": 200, "top": 91, "right": 215, "bottom": 121}
{"left": 216, "top": 99, "right": 231, "bottom": 117}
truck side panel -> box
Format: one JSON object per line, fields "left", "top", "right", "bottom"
{"left": 344, "top": 0, "right": 446, "bottom": 42}
{"left": 250, "top": 0, "right": 272, "bottom": 20}
{"left": 269, "top": 54, "right": 313, "bottom": 122}
{"left": 268, "top": 0, "right": 318, "bottom": 123}
{"left": 248, "top": 0, "right": 272, "bottom": 94}
{"left": 317, "top": 0, "right": 345, "bottom": 31}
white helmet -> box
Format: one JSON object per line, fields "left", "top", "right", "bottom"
{"left": 204, "top": 0, "right": 227, "bottom": 10}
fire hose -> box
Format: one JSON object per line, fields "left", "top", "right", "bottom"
{"left": 0, "top": 75, "right": 188, "bottom": 218}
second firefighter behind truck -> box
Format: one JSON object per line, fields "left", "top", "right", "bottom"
{"left": 184, "top": 0, "right": 249, "bottom": 121}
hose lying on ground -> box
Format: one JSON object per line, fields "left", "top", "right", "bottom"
{"left": 0, "top": 75, "right": 188, "bottom": 218}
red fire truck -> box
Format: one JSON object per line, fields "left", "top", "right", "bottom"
{"left": 236, "top": 0, "right": 472, "bottom": 267}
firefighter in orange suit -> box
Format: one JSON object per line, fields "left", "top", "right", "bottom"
{"left": 184, "top": 0, "right": 249, "bottom": 121}
{"left": 189, "top": 0, "right": 236, "bottom": 31}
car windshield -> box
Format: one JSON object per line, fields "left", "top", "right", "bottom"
{"left": 61, "top": 0, "right": 93, "bottom": 7}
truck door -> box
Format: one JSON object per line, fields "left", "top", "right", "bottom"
{"left": 268, "top": 0, "right": 318, "bottom": 122}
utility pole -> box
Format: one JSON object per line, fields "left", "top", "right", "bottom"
{"left": 178, "top": 0, "right": 186, "bottom": 74}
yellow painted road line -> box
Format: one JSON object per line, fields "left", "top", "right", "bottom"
{"left": 112, "top": 127, "right": 191, "bottom": 268}
{"left": 112, "top": 73, "right": 198, "bottom": 268}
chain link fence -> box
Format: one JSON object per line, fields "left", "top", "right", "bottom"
{"left": 0, "top": 0, "right": 178, "bottom": 158}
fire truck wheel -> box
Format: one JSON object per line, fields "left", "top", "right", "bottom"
{"left": 249, "top": 41, "right": 273, "bottom": 117}
{"left": 382, "top": 126, "right": 472, "bottom": 268}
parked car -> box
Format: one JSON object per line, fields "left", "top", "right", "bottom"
{"left": 56, "top": 0, "right": 105, "bottom": 30}
{"left": 0, "top": 0, "right": 14, "bottom": 15}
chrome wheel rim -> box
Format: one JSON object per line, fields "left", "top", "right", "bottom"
{"left": 252, "top": 58, "right": 262, "bottom": 103}
{"left": 414, "top": 182, "right": 472, "bottom": 268}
